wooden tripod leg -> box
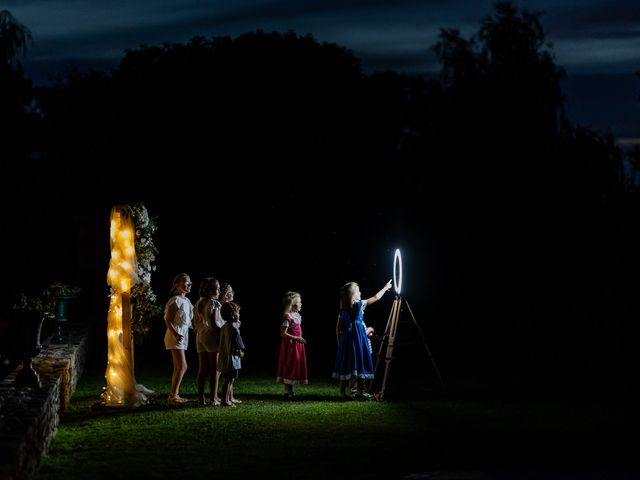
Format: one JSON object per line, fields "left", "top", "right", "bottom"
{"left": 404, "top": 299, "right": 445, "bottom": 387}
{"left": 369, "top": 297, "right": 397, "bottom": 392}
{"left": 378, "top": 297, "right": 401, "bottom": 400}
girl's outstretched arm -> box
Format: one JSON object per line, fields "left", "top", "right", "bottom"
{"left": 365, "top": 279, "right": 392, "bottom": 306}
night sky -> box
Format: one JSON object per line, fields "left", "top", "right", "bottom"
{"left": 5, "top": 0, "right": 640, "bottom": 139}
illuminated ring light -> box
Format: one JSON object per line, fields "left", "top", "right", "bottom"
{"left": 393, "top": 248, "right": 402, "bottom": 295}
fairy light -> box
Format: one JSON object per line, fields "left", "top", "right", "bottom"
{"left": 103, "top": 206, "right": 139, "bottom": 406}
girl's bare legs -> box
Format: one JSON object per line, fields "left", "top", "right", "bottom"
{"left": 339, "top": 379, "right": 347, "bottom": 398}
{"left": 230, "top": 382, "right": 242, "bottom": 404}
{"left": 196, "top": 352, "right": 211, "bottom": 404}
{"left": 209, "top": 352, "right": 220, "bottom": 405}
{"left": 222, "top": 377, "right": 235, "bottom": 407}
{"left": 170, "top": 349, "right": 188, "bottom": 399}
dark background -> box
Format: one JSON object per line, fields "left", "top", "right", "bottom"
{"left": 2, "top": 3, "right": 639, "bottom": 397}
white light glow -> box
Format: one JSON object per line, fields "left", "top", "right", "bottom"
{"left": 393, "top": 248, "right": 402, "bottom": 295}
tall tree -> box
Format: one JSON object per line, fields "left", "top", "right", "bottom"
{"left": 0, "top": 10, "right": 36, "bottom": 164}
{"left": 432, "top": 1, "right": 565, "bottom": 144}
{"left": 0, "top": 9, "right": 32, "bottom": 68}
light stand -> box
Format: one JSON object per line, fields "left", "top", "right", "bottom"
{"left": 370, "top": 249, "right": 444, "bottom": 400}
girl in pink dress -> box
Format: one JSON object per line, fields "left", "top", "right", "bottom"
{"left": 276, "top": 291, "right": 308, "bottom": 399}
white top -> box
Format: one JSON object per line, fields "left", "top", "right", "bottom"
{"left": 163, "top": 295, "right": 193, "bottom": 350}
{"left": 194, "top": 298, "right": 224, "bottom": 353}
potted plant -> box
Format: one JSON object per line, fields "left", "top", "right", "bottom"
{"left": 43, "top": 282, "right": 81, "bottom": 344}
{"left": 43, "top": 282, "right": 82, "bottom": 298}
{"left": 12, "top": 294, "right": 54, "bottom": 316}
{"left": 4, "top": 294, "right": 56, "bottom": 387}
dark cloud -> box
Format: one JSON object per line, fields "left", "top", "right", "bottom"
{"left": 545, "top": 0, "right": 640, "bottom": 38}
{"left": 5, "top": 0, "right": 639, "bottom": 137}
{"left": 10, "top": 0, "right": 638, "bottom": 78}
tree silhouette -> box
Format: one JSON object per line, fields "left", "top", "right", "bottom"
{"left": 425, "top": 1, "right": 627, "bottom": 216}
{"left": 0, "top": 9, "right": 32, "bottom": 68}
{"left": 0, "top": 10, "right": 35, "bottom": 164}
{"left": 432, "top": 1, "right": 565, "bottom": 147}
{"left": 36, "top": 30, "right": 386, "bottom": 204}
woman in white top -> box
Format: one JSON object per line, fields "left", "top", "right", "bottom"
{"left": 164, "top": 273, "right": 194, "bottom": 403}
{"left": 193, "top": 277, "right": 224, "bottom": 405}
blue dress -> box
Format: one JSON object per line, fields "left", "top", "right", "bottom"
{"left": 332, "top": 300, "right": 374, "bottom": 380}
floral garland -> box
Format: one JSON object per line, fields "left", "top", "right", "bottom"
{"left": 129, "top": 203, "right": 162, "bottom": 341}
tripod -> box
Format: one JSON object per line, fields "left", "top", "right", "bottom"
{"left": 370, "top": 295, "right": 444, "bottom": 400}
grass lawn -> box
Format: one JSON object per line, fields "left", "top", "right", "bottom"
{"left": 35, "top": 354, "right": 638, "bottom": 480}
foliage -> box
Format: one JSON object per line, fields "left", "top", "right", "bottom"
{"left": 43, "top": 282, "right": 82, "bottom": 298}
{"left": 128, "top": 203, "right": 161, "bottom": 340}
{"left": 13, "top": 282, "right": 80, "bottom": 317}
{"left": 130, "top": 282, "right": 161, "bottom": 340}
{"left": 12, "top": 293, "right": 53, "bottom": 316}
{"left": 1, "top": 10, "right": 37, "bottom": 163}
{"left": 431, "top": 1, "right": 566, "bottom": 136}
{"left": 0, "top": 9, "right": 33, "bottom": 67}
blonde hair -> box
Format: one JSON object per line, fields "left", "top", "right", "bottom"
{"left": 170, "top": 273, "right": 190, "bottom": 295}
{"left": 198, "top": 277, "right": 219, "bottom": 298}
{"left": 282, "top": 291, "right": 301, "bottom": 315}
{"left": 340, "top": 282, "right": 358, "bottom": 309}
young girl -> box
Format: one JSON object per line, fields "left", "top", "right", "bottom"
{"left": 193, "top": 277, "right": 224, "bottom": 406}
{"left": 219, "top": 282, "right": 234, "bottom": 304}
{"left": 276, "top": 291, "right": 308, "bottom": 399}
{"left": 332, "top": 279, "right": 392, "bottom": 400}
{"left": 217, "top": 301, "right": 244, "bottom": 407}
{"left": 163, "top": 273, "right": 194, "bottom": 403}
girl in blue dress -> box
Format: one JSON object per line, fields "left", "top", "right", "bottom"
{"left": 332, "top": 279, "right": 392, "bottom": 399}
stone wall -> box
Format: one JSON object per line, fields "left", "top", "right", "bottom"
{"left": 0, "top": 324, "right": 90, "bottom": 480}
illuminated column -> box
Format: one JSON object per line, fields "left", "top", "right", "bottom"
{"left": 103, "top": 206, "right": 140, "bottom": 406}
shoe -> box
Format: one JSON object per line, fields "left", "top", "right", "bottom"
{"left": 231, "top": 398, "right": 242, "bottom": 404}
{"left": 210, "top": 398, "right": 221, "bottom": 406}
{"left": 284, "top": 392, "right": 297, "bottom": 400}
{"left": 353, "top": 392, "right": 373, "bottom": 401}
{"left": 221, "top": 401, "right": 236, "bottom": 407}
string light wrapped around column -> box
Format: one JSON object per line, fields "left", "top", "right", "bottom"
{"left": 102, "top": 206, "right": 147, "bottom": 406}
